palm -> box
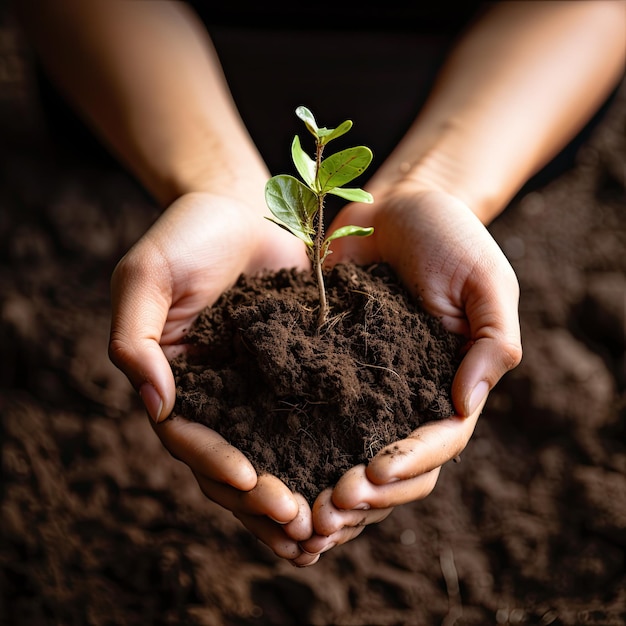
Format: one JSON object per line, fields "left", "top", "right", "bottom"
{"left": 129, "top": 192, "right": 309, "bottom": 351}
{"left": 332, "top": 190, "right": 501, "bottom": 333}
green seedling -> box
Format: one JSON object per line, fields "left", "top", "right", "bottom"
{"left": 265, "top": 106, "right": 374, "bottom": 329}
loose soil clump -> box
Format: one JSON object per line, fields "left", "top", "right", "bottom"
{"left": 172, "top": 262, "right": 463, "bottom": 502}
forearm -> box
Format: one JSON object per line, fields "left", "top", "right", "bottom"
{"left": 370, "top": 1, "right": 625, "bottom": 224}
{"left": 16, "top": 0, "right": 267, "bottom": 206}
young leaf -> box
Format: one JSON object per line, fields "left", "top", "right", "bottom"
{"left": 317, "top": 146, "right": 373, "bottom": 193}
{"left": 328, "top": 187, "right": 374, "bottom": 203}
{"left": 265, "top": 106, "right": 376, "bottom": 329}
{"left": 291, "top": 136, "right": 316, "bottom": 189}
{"left": 295, "top": 106, "right": 318, "bottom": 137}
{"left": 265, "top": 175, "right": 317, "bottom": 245}
{"left": 295, "top": 106, "right": 352, "bottom": 145}
{"left": 325, "top": 225, "right": 374, "bottom": 243}
{"left": 317, "top": 119, "right": 353, "bottom": 145}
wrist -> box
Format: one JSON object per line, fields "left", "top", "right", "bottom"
{"left": 149, "top": 152, "right": 271, "bottom": 211}
{"left": 370, "top": 140, "right": 508, "bottom": 226}
{"left": 404, "top": 149, "right": 501, "bottom": 225}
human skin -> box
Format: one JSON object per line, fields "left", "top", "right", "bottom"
{"left": 16, "top": 0, "right": 625, "bottom": 564}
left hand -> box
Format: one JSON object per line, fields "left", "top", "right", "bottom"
{"left": 300, "top": 185, "right": 522, "bottom": 555}
{"left": 109, "top": 190, "right": 315, "bottom": 564}
{"left": 152, "top": 416, "right": 319, "bottom": 567}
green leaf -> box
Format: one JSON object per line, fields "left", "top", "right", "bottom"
{"left": 295, "top": 107, "right": 352, "bottom": 145}
{"left": 318, "top": 119, "right": 352, "bottom": 145}
{"left": 327, "top": 187, "right": 373, "bottom": 203}
{"left": 264, "top": 216, "right": 306, "bottom": 240}
{"left": 264, "top": 175, "right": 317, "bottom": 245}
{"left": 325, "top": 225, "right": 374, "bottom": 243}
{"left": 295, "top": 106, "right": 318, "bottom": 137}
{"left": 291, "top": 136, "right": 316, "bottom": 189}
{"left": 318, "top": 146, "right": 373, "bottom": 193}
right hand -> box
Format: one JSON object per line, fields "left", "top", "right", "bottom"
{"left": 109, "top": 190, "right": 317, "bottom": 564}
{"left": 299, "top": 185, "right": 522, "bottom": 556}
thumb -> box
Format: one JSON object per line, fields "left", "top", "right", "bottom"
{"left": 108, "top": 254, "right": 176, "bottom": 423}
{"left": 453, "top": 335, "right": 522, "bottom": 417}
{"left": 452, "top": 280, "right": 523, "bottom": 417}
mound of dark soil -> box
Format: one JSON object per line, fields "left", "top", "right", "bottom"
{"left": 172, "top": 262, "right": 462, "bottom": 502}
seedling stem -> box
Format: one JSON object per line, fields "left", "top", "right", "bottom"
{"left": 265, "top": 106, "right": 374, "bottom": 330}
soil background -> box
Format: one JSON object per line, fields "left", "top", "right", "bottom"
{"left": 1, "top": 9, "right": 625, "bottom": 626}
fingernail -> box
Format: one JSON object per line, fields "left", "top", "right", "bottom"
{"left": 467, "top": 380, "right": 489, "bottom": 416}
{"left": 139, "top": 383, "right": 164, "bottom": 423}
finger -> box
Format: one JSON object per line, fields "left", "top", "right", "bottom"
{"left": 154, "top": 416, "right": 256, "bottom": 490}
{"left": 300, "top": 525, "right": 367, "bottom": 556}
{"left": 365, "top": 408, "right": 483, "bottom": 485}
{"left": 109, "top": 249, "right": 175, "bottom": 422}
{"left": 194, "top": 472, "right": 299, "bottom": 524}
{"left": 454, "top": 261, "right": 522, "bottom": 417}
{"left": 302, "top": 487, "right": 392, "bottom": 554}
{"left": 283, "top": 493, "right": 314, "bottom": 542}
{"left": 331, "top": 464, "right": 440, "bottom": 511}
{"left": 290, "top": 552, "right": 321, "bottom": 568}
{"left": 453, "top": 333, "right": 522, "bottom": 417}
{"left": 234, "top": 513, "right": 303, "bottom": 560}
{"left": 309, "top": 486, "right": 394, "bottom": 537}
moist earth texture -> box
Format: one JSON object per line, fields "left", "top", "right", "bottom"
{"left": 172, "top": 262, "right": 462, "bottom": 503}
{"left": 1, "top": 14, "right": 625, "bottom": 626}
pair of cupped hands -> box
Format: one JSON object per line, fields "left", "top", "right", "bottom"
{"left": 109, "top": 180, "right": 522, "bottom": 567}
